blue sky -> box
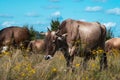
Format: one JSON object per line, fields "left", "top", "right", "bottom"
{"left": 0, "top": 0, "right": 120, "bottom": 37}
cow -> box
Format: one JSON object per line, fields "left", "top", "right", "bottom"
{"left": 27, "top": 39, "right": 45, "bottom": 54}
{"left": 0, "top": 26, "right": 30, "bottom": 52}
{"left": 44, "top": 19, "right": 107, "bottom": 71}
{"left": 105, "top": 38, "right": 120, "bottom": 53}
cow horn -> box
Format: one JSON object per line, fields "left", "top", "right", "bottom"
{"left": 62, "top": 33, "right": 67, "bottom": 37}
{"left": 47, "top": 27, "right": 51, "bottom": 32}
{"left": 55, "top": 30, "right": 60, "bottom": 36}
{"left": 57, "top": 33, "right": 67, "bottom": 40}
{"left": 57, "top": 37, "right": 62, "bottom": 40}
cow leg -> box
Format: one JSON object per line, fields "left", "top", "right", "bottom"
{"left": 67, "top": 46, "right": 76, "bottom": 72}
{"left": 83, "top": 52, "right": 90, "bottom": 70}
{"left": 100, "top": 53, "right": 108, "bottom": 71}
{"left": 61, "top": 48, "right": 70, "bottom": 66}
{"left": 62, "top": 46, "right": 75, "bottom": 72}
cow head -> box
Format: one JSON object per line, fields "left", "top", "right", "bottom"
{"left": 44, "top": 29, "right": 67, "bottom": 60}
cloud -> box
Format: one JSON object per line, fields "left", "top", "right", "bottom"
{"left": 92, "top": 0, "right": 107, "bottom": 2}
{"left": 73, "top": 0, "right": 84, "bottom": 2}
{"left": 49, "top": 0, "right": 60, "bottom": 2}
{"left": 33, "top": 21, "right": 45, "bottom": 25}
{"left": 50, "top": 11, "right": 63, "bottom": 21}
{"left": 85, "top": 6, "right": 102, "bottom": 12}
{"left": 35, "top": 21, "right": 42, "bottom": 25}
{"left": 79, "top": 19, "right": 86, "bottom": 21}
{"left": 2, "top": 21, "right": 16, "bottom": 27}
{"left": 0, "top": 14, "right": 14, "bottom": 18}
{"left": 52, "top": 11, "right": 61, "bottom": 17}
{"left": 25, "top": 12, "right": 40, "bottom": 17}
{"left": 103, "top": 22, "right": 116, "bottom": 28}
{"left": 106, "top": 8, "right": 120, "bottom": 15}
{"left": 44, "top": 5, "right": 60, "bottom": 9}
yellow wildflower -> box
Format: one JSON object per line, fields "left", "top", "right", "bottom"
{"left": 92, "top": 50, "right": 96, "bottom": 54}
{"left": 26, "top": 67, "right": 29, "bottom": 71}
{"left": 3, "top": 51, "right": 10, "bottom": 55}
{"left": 0, "top": 54, "right": 3, "bottom": 57}
{"left": 85, "top": 76, "right": 88, "bottom": 80}
{"left": 14, "top": 65, "right": 20, "bottom": 70}
{"left": 52, "top": 68, "right": 57, "bottom": 72}
{"left": 98, "top": 49, "right": 104, "bottom": 53}
{"left": 31, "top": 69, "right": 36, "bottom": 74}
{"left": 21, "top": 73, "right": 25, "bottom": 77}
{"left": 26, "top": 48, "right": 30, "bottom": 52}
{"left": 75, "top": 63, "right": 80, "bottom": 67}
{"left": 96, "top": 51, "right": 99, "bottom": 54}
{"left": 91, "top": 63, "right": 95, "bottom": 68}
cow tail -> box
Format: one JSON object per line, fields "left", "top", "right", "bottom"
{"left": 99, "top": 23, "right": 108, "bottom": 70}
{"left": 99, "top": 24, "right": 106, "bottom": 50}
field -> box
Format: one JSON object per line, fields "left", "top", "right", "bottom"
{"left": 0, "top": 49, "right": 120, "bottom": 80}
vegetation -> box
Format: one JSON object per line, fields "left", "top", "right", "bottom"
{"left": 0, "top": 48, "right": 120, "bottom": 80}
{"left": 23, "top": 25, "right": 44, "bottom": 40}
{"left": 106, "top": 28, "right": 114, "bottom": 40}
{"left": 50, "top": 19, "right": 60, "bottom": 31}
{"left": 22, "top": 19, "right": 60, "bottom": 40}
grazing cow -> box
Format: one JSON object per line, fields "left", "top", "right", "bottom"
{"left": 44, "top": 19, "right": 107, "bottom": 71}
{"left": 27, "top": 39, "right": 45, "bottom": 54}
{"left": 0, "top": 26, "right": 30, "bottom": 52}
{"left": 105, "top": 38, "right": 120, "bottom": 52}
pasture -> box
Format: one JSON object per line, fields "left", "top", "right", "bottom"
{"left": 0, "top": 48, "right": 120, "bottom": 80}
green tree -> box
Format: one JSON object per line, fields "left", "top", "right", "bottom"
{"left": 50, "top": 19, "right": 60, "bottom": 31}
{"left": 106, "top": 28, "right": 114, "bottom": 40}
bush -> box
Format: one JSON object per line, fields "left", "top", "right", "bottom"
{"left": 23, "top": 25, "right": 44, "bottom": 40}
{"left": 50, "top": 19, "right": 60, "bottom": 31}
{"left": 106, "top": 28, "right": 114, "bottom": 40}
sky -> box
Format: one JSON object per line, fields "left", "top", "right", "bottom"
{"left": 0, "top": 0, "right": 120, "bottom": 37}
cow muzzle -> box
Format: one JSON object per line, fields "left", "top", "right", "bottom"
{"left": 44, "top": 55, "right": 53, "bottom": 60}
{"left": 1, "top": 46, "right": 9, "bottom": 53}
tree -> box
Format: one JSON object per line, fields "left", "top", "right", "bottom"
{"left": 23, "top": 25, "right": 43, "bottom": 40}
{"left": 50, "top": 19, "right": 60, "bottom": 31}
{"left": 106, "top": 28, "right": 114, "bottom": 40}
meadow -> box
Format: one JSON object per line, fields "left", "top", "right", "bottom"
{"left": 0, "top": 48, "right": 120, "bottom": 80}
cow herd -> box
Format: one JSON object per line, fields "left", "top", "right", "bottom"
{"left": 0, "top": 19, "right": 120, "bottom": 71}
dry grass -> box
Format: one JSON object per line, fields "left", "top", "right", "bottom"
{"left": 0, "top": 49, "right": 120, "bottom": 80}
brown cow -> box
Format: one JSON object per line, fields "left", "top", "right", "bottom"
{"left": 0, "top": 26, "right": 30, "bottom": 52}
{"left": 27, "top": 39, "right": 45, "bottom": 54}
{"left": 44, "top": 19, "right": 107, "bottom": 71}
{"left": 105, "top": 38, "right": 120, "bottom": 52}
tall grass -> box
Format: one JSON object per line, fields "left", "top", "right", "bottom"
{"left": 0, "top": 49, "right": 120, "bottom": 80}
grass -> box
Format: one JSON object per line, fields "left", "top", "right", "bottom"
{"left": 0, "top": 49, "right": 120, "bottom": 80}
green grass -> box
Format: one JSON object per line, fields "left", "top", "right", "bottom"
{"left": 0, "top": 49, "right": 120, "bottom": 80}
